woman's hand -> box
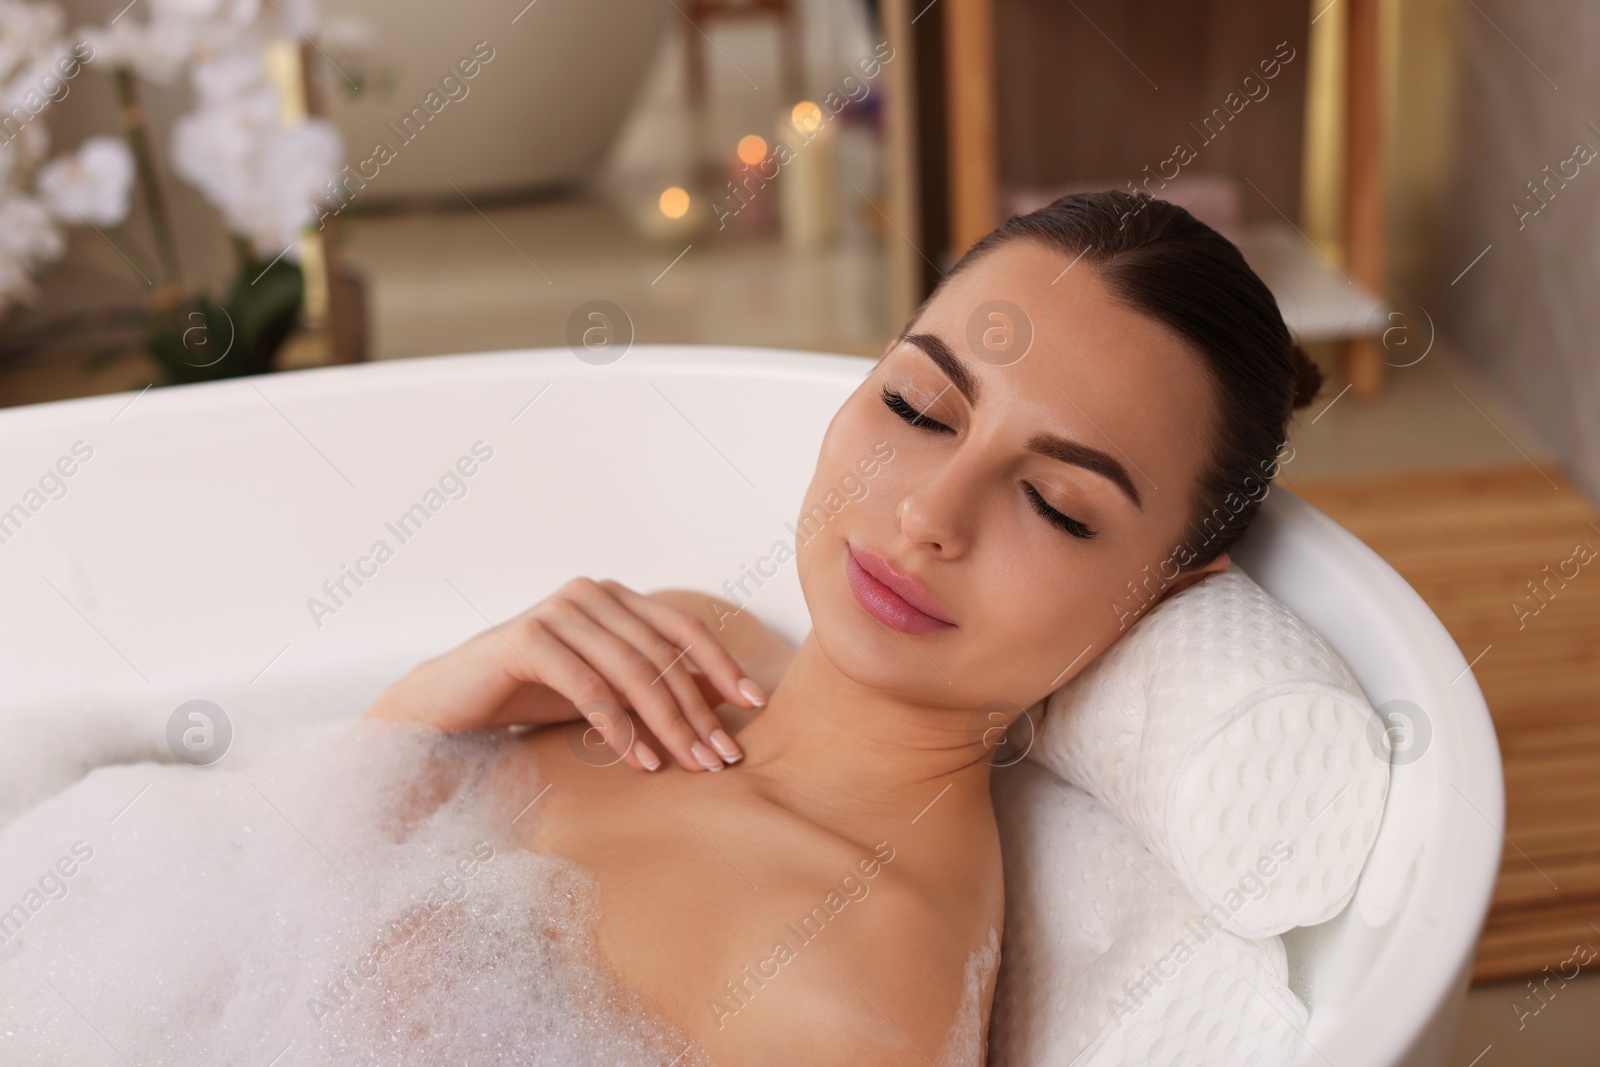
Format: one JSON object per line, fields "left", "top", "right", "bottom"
{"left": 364, "top": 578, "right": 767, "bottom": 772}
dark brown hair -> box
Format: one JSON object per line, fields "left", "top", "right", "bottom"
{"left": 928, "top": 188, "right": 1322, "bottom": 571}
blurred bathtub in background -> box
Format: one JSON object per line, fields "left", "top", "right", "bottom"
{"left": 320, "top": 0, "right": 670, "bottom": 200}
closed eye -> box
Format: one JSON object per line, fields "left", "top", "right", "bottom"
{"left": 1024, "top": 483, "right": 1097, "bottom": 540}
{"left": 881, "top": 386, "right": 954, "bottom": 434}
{"left": 882, "top": 385, "right": 1098, "bottom": 540}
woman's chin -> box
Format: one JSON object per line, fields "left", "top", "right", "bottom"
{"left": 811, "top": 592, "right": 951, "bottom": 687}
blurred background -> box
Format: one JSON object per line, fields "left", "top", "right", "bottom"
{"left": 1, "top": 0, "right": 1598, "bottom": 1059}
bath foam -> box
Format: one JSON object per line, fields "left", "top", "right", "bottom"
{"left": 0, "top": 718, "right": 712, "bottom": 1066}
{"left": 940, "top": 924, "right": 1001, "bottom": 1067}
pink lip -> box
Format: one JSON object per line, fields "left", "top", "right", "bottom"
{"left": 844, "top": 543, "right": 957, "bottom": 635}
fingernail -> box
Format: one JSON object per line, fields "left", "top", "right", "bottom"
{"left": 710, "top": 728, "right": 742, "bottom": 763}
{"left": 737, "top": 677, "right": 766, "bottom": 707}
{"left": 633, "top": 740, "right": 660, "bottom": 771}
{"left": 690, "top": 741, "right": 723, "bottom": 772}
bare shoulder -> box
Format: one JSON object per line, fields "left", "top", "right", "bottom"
{"left": 702, "top": 866, "right": 1001, "bottom": 1067}
{"left": 646, "top": 588, "right": 796, "bottom": 698}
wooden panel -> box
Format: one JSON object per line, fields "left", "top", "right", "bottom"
{"left": 945, "top": 0, "right": 999, "bottom": 252}
{"left": 1287, "top": 464, "right": 1600, "bottom": 983}
{"left": 912, "top": 0, "right": 951, "bottom": 294}
{"left": 992, "top": 0, "right": 1310, "bottom": 223}
{"left": 1341, "top": 0, "right": 1387, "bottom": 395}
{"left": 881, "top": 0, "right": 926, "bottom": 331}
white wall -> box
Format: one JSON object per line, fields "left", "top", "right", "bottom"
{"left": 1433, "top": 0, "right": 1600, "bottom": 501}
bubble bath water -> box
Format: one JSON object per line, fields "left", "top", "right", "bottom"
{"left": 0, "top": 719, "right": 712, "bottom": 1066}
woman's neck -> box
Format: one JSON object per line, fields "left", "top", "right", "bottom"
{"left": 729, "top": 634, "right": 998, "bottom": 837}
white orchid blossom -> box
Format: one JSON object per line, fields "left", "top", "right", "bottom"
{"left": 0, "top": 0, "right": 355, "bottom": 311}
{"left": 0, "top": 182, "right": 64, "bottom": 310}
{"left": 37, "top": 135, "right": 134, "bottom": 227}
{"left": 172, "top": 68, "right": 343, "bottom": 259}
{"left": 102, "top": 0, "right": 345, "bottom": 261}
{"left": 76, "top": 17, "right": 196, "bottom": 84}
{"left": 0, "top": 0, "right": 72, "bottom": 311}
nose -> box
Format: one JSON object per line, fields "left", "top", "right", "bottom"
{"left": 895, "top": 448, "right": 982, "bottom": 558}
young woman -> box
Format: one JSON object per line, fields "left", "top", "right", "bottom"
{"left": 366, "top": 189, "right": 1324, "bottom": 1066}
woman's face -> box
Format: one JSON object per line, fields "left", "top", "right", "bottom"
{"left": 795, "top": 237, "right": 1231, "bottom": 717}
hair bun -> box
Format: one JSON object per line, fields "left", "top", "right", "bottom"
{"left": 1289, "top": 342, "right": 1323, "bottom": 410}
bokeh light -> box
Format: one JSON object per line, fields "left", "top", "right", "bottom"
{"left": 658, "top": 186, "right": 690, "bottom": 219}
{"left": 736, "top": 134, "right": 768, "bottom": 165}
{"left": 790, "top": 101, "right": 823, "bottom": 135}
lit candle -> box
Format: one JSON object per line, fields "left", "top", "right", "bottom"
{"left": 719, "top": 134, "right": 777, "bottom": 235}
{"left": 779, "top": 101, "right": 838, "bottom": 250}
{"left": 636, "top": 184, "right": 705, "bottom": 243}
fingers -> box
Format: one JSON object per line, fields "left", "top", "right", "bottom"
{"left": 566, "top": 582, "right": 742, "bottom": 766}
{"left": 536, "top": 593, "right": 726, "bottom": 773}
{"left": 507, "top": 617, "right": 662, "bottom": 771}
{"left": 574, "top": 695, "right": 659, "bottom": 773}
{"left": 599, "top": 581, "right": 767, "bottom": 712}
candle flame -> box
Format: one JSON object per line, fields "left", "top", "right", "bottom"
{"left": 737, "top": 134, "right": 768, "bottom": 165}
{"left": 790, "top": 101, "right": 823, "bottom": 135}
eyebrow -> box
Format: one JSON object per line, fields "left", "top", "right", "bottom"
{"left": 902, "top": 331, "right": 979, "bottom": 404}
{"left": 900, "top": 330, "right": 1144, "bottom": 512}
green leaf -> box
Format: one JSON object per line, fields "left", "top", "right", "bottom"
{"left": 142, "top": 254, "right": 305, "bottom": 384}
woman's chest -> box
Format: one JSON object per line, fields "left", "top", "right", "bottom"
{"left": 499, "top": 729, "right": 937, "bottom": 1042}
{"left": 497, "top": 731, "right": 819, "bottom": 1028}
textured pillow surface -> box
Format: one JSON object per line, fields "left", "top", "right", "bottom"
{"left": 1027, "top": 568, "right": 1390, "bottom": 938}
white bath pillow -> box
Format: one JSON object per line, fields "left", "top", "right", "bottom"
{"left": 1026, "top": 567, "right": 1389, "bottom": 939}
{"left": 988, "top": 762, "right": 1311, "bottom": 1066}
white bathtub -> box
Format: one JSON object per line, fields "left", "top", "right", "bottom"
{"left": 0, "top": 345, "right": 1502, "bottom": 1065}
{"left": 321, "top": 0, "right": 668, "bottom": 198}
